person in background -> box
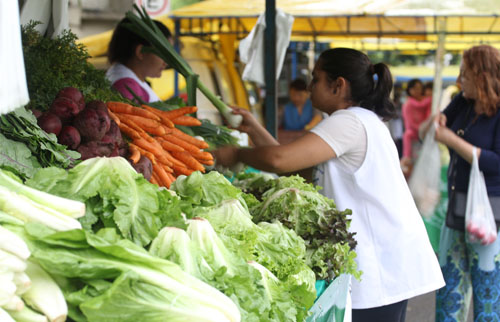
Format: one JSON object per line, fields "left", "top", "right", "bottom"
{"left": 423, "top": 44, "right": 500, "bottom": 322}
{"left": 282, "top": 78, "right": 316, "bottom": 130}
{"left": 214, "top": 48, "right": 444, "bottom": 322}
{"left": 401, "top": 78, "right": 432, "bottom": 177}
{"left": 424, "top": 81, "right": 434, "bottom": 98}
{"left": 106, "top": 17, "right": 172, "bottom": 103}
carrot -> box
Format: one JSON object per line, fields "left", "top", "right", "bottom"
{"left": 108, "top": 110, "right": 121, "bottom": 126}
{"left": 142, "top": 105, "right": 175, "bottom": 128}
{"left": 118, "top": 122, "right": 141, "bottom": 139}
{"left": 154, "top": 163, "right": 172, "bottom": 188}
{"left": 150, "top": 173, "right": 160, "bottom": 186}
{"left": 166, "top": 172, "right": 176, "bottom": 183}
{"left": 142, "top": 124, "right": 166, "bottom": 136}
{"left": 129, "top": 144, "right": 156, "bottom": 165}
{"left": 192, "top": 151, "right": 214, "bottom": 161}
{"left": 171, "top": 127, "right": 209, "bottom": 149}
{"left": 172, "top": 115, "right": 202, "bottom": 126}
{"left": 171, "top": 151, "right": 205, "bottom": 172}
{"left": 129, "top": 145, "right": 141, "bottom": 164}
{"left": 199, "top": 159, "right": 214, "bottom": 166}
{"left": 157, "top": 137, "right": 185, "bottom": 152}
{"left": 107, "top": 101, "right": 160, "bottom": 121}
{"left": 116, "top": 114, "right": 146, "bottom": 134}
{"left": 163, "top": 135, "right": 200, "bottom": 154}
{"left": 163, "top": 150, "right": 187, "bottom": 168}
{"left": 133, "top": 138, "right": 173, "bottom": 167}
{"left": 162, "top": 164, "right": 174, "bottom": 173}
{"left": 161, "top": 106, "right": 197, "bottom": 120}
{"left": 116, "top": 114, "right": 163, "bottom": 130}
{"left": 172, "top": 165, "right": 194, "bottom": 176}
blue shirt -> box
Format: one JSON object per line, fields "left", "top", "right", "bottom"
{"left": 444, "top": 92, "right": 500, "bottom": 195}
{"left": 282, "top": 99, "right": 314, "bottom": 131}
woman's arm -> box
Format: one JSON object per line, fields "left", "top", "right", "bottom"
{"left": 214, "top": 132, "right": 336, "bottom": 174}
{"left": 435, "top": 124, "right": 480, "bottom": 164}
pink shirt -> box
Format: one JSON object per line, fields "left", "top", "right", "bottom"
{"left": 112, "top": 78, "right": 150, "bottom": 103}
{"left": 402, "top": 96, "right": 431, "bottom": 158}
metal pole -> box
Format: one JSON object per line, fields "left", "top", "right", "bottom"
{"left": 264, "top": 0, "right": 277, "bottom": 138}
{"left": 174, "top": 19, "right": 181, "bottom": 97}
{"left": 432, "top": 18, "right": 446, "bottom": 114}
{"left": 291, "top": 41, "right": 297, "bottom": 80}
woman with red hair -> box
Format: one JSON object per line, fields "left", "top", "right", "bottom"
{"left": 431, "top": 45, "right": 500, "bottom": 321}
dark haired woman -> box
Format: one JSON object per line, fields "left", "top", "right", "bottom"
{"left": 106, "top": 18, "right": 172, "bottom": 103}
{"left": 401, "top": 78, "right": 432, "bottom": 177}
{"left": 214, "top": 48, "right": 444, "bottom": 322}
{"left": 428, "top": 45, "right": 500, "bottom": 321}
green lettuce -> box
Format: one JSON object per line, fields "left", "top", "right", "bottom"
{"left": 26, "top": 157, "right": 184, "bottom": 246}
{"left": 16, "top": 223, "right": 241, "bottom": 322}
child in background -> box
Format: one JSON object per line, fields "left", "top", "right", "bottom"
{"left": 401, "top": 78, "right": 432, "bottom": 177}
{"left": 282, "top": 79, "right": 315, "bottom": 130}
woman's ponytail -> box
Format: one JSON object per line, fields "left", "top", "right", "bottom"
{"left": 365, "top": 63, "right": 396, "bottom": 121}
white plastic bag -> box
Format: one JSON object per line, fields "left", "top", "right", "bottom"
{"left": 465, "top": 148, "right": 497, "bottom": 245}
{"left": 408, "top": 123, "right": 441, "bottom": 218}
{"left": 239, "top": 9, "right": 294, "bottom": 86}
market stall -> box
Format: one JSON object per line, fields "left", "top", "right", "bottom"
{"left": 0, "top": 4, "right": 359, "bottom": 322}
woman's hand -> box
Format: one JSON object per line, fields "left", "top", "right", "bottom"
{"left": 229, "top": 107, "right": 260, "bottom": 134}
{"left": 212, "top": 146, "right": 239, "bottom": 168}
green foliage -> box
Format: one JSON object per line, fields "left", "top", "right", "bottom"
{"left": 21, "top": 22, "right": 124, "bottom": 112}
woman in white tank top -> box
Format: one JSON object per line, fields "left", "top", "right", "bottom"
{"left": 214, "top": 48, "right": 444, "bottom": 322}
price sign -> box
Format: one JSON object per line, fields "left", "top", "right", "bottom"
{"left": 134, "top": 0, "right": 170, "bottom": 17}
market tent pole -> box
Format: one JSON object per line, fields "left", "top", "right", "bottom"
{"left": 174, "top": 20, "right": 181, "bottom": 97}
{"left": 264, "top": 0, "right": 277, "bottom": 138}
{"left": 432, "top": 17, "right": 446, "bottom": 114}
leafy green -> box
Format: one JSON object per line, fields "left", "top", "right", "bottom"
{"left": 16, "top": 224, "right": 241, "bottom": 322}
{"left": 171, "top": 171, "right": 247, "bottom": 217}
{"left": 26, "top": 157, "right": 184, "bottom": 246}
{"left": 190, "top": 120, "right": 239, "bottom": 149}
{"left": 21, "top": 22, "right": 125, "bottom": 112}
{"left": 0, "top": 107, "right": 79, "bottom": 169}
{"left": 241, "top": 175, "right": 360, "bottom": 281}
{"left": 0, "top": 132, "right": 40, "bottom": 179}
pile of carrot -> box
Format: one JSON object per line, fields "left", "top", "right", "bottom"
{"left": 106, "top": 101, "right": 213, "bottom": 188}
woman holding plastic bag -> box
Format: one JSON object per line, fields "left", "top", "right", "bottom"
{"left": 425, "top": 45, "right": 500, "bottom": 321}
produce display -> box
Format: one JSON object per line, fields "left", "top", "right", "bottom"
{"left": 0, "top": 11, "right": 359, "bottom": 322}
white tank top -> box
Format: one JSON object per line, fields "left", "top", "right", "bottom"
{"left": 311, "top": 107, "right": 444, "bottom": 309}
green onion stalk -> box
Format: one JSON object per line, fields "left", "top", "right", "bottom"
{"left": 124, "top": 6, "right": 243, "bottom": 128}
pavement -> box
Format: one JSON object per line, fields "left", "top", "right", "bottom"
{"left": 406, "top": 291, "right": 473, "bottom": 322}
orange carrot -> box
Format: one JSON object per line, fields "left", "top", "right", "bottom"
{"left": 116, "top": 114, "right": 146, "bottom": 134}
{"left": 154, "top": 163, "right": 171, "bottom": 188}
{"left": 173, "top": 165, "right": 194, "bottom": 176}
{"left": 150, "top": 173, "right": 160, "bottom": 186}
{"left": 118, "top": 122, "right": 141, "bottom": 139}
{"left": 108, "top": 110, "right": 121, "bottom": 126}
{"left": 129, "top": 145, "right": 141, "bottom": 164}
{"left": 192, "top": 151, "right": 214, "bottom": 161}
{"left": 162, "top": 164, "right": 174, "bottom": 173}
{"left": 171, "top": 127, "right": 209, "bottom": 149}
{"left": 129, "top": 144, "right": 156, "bottom": 165}
{"left": 163, "top": 150, "right": 187, "bottom": 168}
{"left": 107, "top": 101, "right": 160, "bottom": 121}
{"left": 142, "top": 124, "right": 166, "bottom": 136}
{"left": 142, "top": 105, "right": 175, "bottom": 128}
{"left": 199, "top": 159, "right": 214, "bottom": 166}
{"left": 172, "top": 115, "right": 202, "bottom": 126}
{"left": 133, "top": 138, "right": 173, "bottom": 167}
{"left": 157, "top": 137, "right": 185, "bottom": 152}
{"left": 171, "top": 151, "right": 205, "bottom": 172}
{"left": 115, "top": 114, "right": 163, "bottom": 130}
{"left": 163, "top": 135, "right": 200, "bottom": 154}
{"left": 166, "top": 172, "right": 176, "bottom": 183}
{"left": 161, "top": 106, "right": 197, "bottom": 120}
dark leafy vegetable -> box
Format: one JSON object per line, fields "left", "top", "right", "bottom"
{"left": 0, "top": 132, "right": 40, "bottom": 179}
{"left": 0, "top": 107, "right": 79, "bottom": 169}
